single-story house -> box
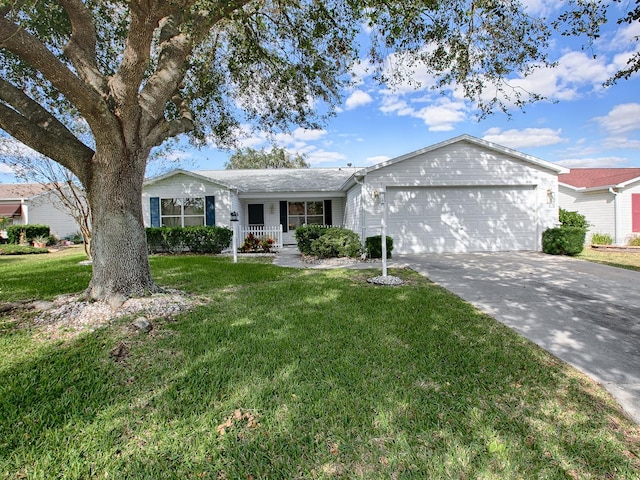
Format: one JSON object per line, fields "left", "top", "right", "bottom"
{"left": 143, "top": 134, "right": 567, "bottom": 254}
{"left": 0, "top": 183, "right": 79, "bottom": 238}
{"left": 558, "top": 168, "right": 640, "bottom": 245}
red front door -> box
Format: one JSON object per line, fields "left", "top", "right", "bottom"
{"left": 633, "top": 194, "right": 640, "bottom": 232}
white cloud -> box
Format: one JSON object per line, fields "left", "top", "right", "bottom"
{"left": 0, "top": 163, "right": 16, "bottom": 174}
{"left": 380, "top": 94, "right": 467, "bottom": 131}
{"left": 594, "top": 103, "right": 640, "bottom": 135}
{"left": 482, "top": 127, "right": 565, "bottom": 148}
{"left": 366, "top": 155, "right": 391, "bottom": 165}
{"left": 345, "top": 90, "right": 373, "bottom": 110}
{"left": 556, "top": 156, "right": 630, "bottom": 168}
{"left": 303, "top": 147, "right": 348, "bottom": 166}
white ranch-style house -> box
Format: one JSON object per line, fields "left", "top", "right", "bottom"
{"left": 0, "top": 183, "right": 79, "bottom": 239}
{"left": 143, "top": 135, "right": 567, "bottom": 254}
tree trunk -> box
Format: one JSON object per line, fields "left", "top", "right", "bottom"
{"left": 85, "top": 148, "right": 158, "bottom": 304}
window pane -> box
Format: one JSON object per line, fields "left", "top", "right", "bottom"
{"left": 289, "top": 216, "right": 304, "bottom": 230}
{"left": 162, "top": 216, "right": 181, "bottom": 227}
{"left": 307, "top": 215, "right": 324, "bottom": 225}
{"left": 161, "top": 198, "right": 182, "bottom": 215}
{"left": 184, "top": 216, "right": 204, "bottom": 227}
{"left": 183, "top": 198, "right": 204, "bottom": 215}
{"left": 307, "top": 201, "right": 323, "bottom": 215}
{"left": 288, "top": 202, "right": 304, "bottom": 215}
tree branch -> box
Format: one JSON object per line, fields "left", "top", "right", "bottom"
{"left": 59, "top": 0, "right": 106, "bottom": 92}
{"left": 0, "top": 80, "right": 94, "bottom": 180}
{"left": 138, "top": 1, "right": 252, "bottom": 146}
{"left": 0, "top": 15, "right": 110, "bottom": 130}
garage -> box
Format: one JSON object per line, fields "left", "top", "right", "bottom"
{"left": 387, "top": 185, "right": 538, "bottom": 254}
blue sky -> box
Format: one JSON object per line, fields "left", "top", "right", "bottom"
{"left": 1, "top": 1, "right": 639, "bottom": 182}
{"left": 176, "top": 1, "right": 639, "bottom": 173}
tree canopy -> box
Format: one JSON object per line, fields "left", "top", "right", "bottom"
{"left": 0, "top": 0, "right": 636, "bottom": 302}
{"left": 225, "top": 147, "right": 310, "bottom": 169}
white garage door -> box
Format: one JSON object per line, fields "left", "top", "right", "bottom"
{"left": 388, "top": 186, "right": 537, "bottom": 254}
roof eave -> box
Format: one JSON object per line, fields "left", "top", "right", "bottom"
{"left": 365, "top": 134, "right": 568, "bottom": 175}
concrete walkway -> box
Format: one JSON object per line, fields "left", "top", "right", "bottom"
{"left": 273, "top": 247, "right": 640, "bottom": 424}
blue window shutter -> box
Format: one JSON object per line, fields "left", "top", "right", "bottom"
{"left": 280, "top": 201, "right": 288, "bottom": 232}
{"left": 150, "top": 197, "right": 160, "bottom": 227}
{"left": 205, "top": 196, "right": 215, "bottom": 226}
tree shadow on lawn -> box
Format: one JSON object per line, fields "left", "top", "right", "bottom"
{"left": 1, "top": 266, "right": 638, "bottom": 478}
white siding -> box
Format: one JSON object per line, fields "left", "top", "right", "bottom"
{"left": 359, "top": 141, "right": 559, "bottom": 253}
{"left": 25, "top": 192, "right": 79, "bottom": 238}
{"left": 343, "top": 184, "right": 363, "bottom": 240}
{"left": 142, "top": 173, "right": 233, "bottom": 227}
{"left": 558, "top": 186, "right": 616, "bottom": 243}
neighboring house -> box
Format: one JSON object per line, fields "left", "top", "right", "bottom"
{"left": 0, "top": 183, "right": 79, "bottom": 238}
{"left": 558, "top": 168, "right": 640, "bottom": 245}
{"left": 143, "top": 135, "right": 567, "bottom": 254}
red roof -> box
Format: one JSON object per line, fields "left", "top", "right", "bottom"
{"left": 559, "top": 168, "right": 640, "bottom": 188}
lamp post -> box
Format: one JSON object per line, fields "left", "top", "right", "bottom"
{"left": 230, "top": 211, "right": 239, "bottom": 263}
{"left": 380, "top": 190, "right": 387, "bottom": 277}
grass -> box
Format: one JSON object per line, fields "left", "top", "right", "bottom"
{"left": 578, "top": 247, "right": 640, "bottom": 272}
{"left": 1, "top": 252, "right": 639, "bottom": 478}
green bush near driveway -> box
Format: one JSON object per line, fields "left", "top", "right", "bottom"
{"left": 365, "top": 235, "right": 394, "bottom": 258}
{"left": 542, "top": 226, "right": 586, "bottom": 256}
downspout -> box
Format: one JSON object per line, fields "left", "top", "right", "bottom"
{"left": 354, "top": 174, "right": 366, "bottom": 243}
{"left": 609, "top": 187, "right": 620, "bottom": 245}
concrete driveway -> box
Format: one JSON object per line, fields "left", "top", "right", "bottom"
{"left": 398, "top": 251, "right": 640, "bottom": 424}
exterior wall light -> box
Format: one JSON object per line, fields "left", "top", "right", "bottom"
{"left": 546, "top": 189, "right": 555, "bottom": 206}
{"left": 230, "top": 211, "right": 239, "bottom": 222}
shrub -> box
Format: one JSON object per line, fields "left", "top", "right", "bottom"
{"left": 146, "top": 226, "right": 232, "bottom": 254}
{"left": 182, "top": 226, "right": 233, "bottom": 254}
{"left": 365, "top": 235, "right": 394, "bottom": 259}
{"left": 6, "top": 224, "right": 50, "bottom": 244}
{"left": 559, "top": 208, "right": 589, "bottom": 229}
{"left": 590, "top": 232, "right": 613, "bottom": 245}
{"left": 542, "top": 227, "right": 586, "bottom": 256}
{"left": 0, "top": 244, "right": 48, "bottom": 255}
{"left": 294, "top": 224, "right": 327, "bottom": 255}
{"left": 240, "top": 233, "right": 275, "bottom": 253}
{"left": 628, "top": 235, "right": 640, "bottom": 247}
{"left": 310, "top": 227, "right": 361, "bottom": 258}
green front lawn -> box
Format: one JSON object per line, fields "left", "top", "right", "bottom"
{"left": 578, "top": 247, "right": 640, "bottom": 272}
{"left": 1, "top": 252, "right": 638, "bottom": 478}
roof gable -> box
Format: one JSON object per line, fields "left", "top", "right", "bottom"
{"left": 559, "top": 168, "right": 640, "bottom": 189}
{"left": 362, "top": 134, "right": 568, "bottom": 175}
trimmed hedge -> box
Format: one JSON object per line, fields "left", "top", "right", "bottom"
{"left": 6, "top": 224, "right": 50, "bottom": 244}
{"left": 310, "top": 227, "right": 361, "bottom": 258}
{"left": 542, "top": 227, "right": 586, "bottom": 256}
{"left": 146, "top": 226, "right": 233, "bottom": 254}
{"left": 365, "top": 235, "right": 393, "bottom": 259}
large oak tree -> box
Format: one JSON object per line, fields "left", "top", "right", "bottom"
{"left": 0, "top": 0, "right": 628, "bottom": 304}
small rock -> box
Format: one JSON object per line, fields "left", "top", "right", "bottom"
{"left": 29, "top": 300, "right": 56, "bottom": 311}
{"left": 108, "top": 294, "right": 127, "bottom": 310}
{"left": 132, "top": 316, "right": 152, "bottom": 333}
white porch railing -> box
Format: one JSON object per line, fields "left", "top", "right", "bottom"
{"left": 239, "top": 225, "right": 284, "bottom": 250}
